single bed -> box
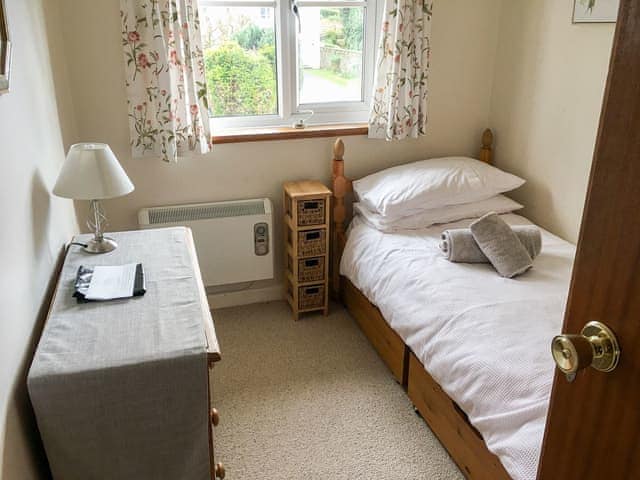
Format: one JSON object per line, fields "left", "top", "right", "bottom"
{"left": 330, "top": 131, "right": 576, "bottom": 480}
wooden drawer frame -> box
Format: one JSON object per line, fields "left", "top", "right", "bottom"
{"left": 407, "top": 353, "right": 510, "bottom": 480}
{"left": 343, "top": 279, "right": 407, "bottom": 385}
{"left": 188, "top": 228, "right": 224, "bottom": 479}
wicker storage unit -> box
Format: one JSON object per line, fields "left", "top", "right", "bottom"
{"left": 283, "top": 180, "right": 331, "bottom": 320}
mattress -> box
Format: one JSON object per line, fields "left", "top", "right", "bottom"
{"left": 340, "top": 213, "right": 575, "bottom": 480}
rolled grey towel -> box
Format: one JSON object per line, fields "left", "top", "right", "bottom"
{"left": 440, "top": 226, "right": 541, "bottom": 263}
{"left": 514, "top": 226, "right": 542, "bottom": 260}
{"left": 469, "top": 212, "right": 533, "bottom": 278}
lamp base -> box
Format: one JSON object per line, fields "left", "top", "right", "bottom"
{"left": 84, "top": 237, "right": 118, "bottom": 254}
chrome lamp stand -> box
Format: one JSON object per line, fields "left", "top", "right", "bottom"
{"left": 84, "top": 199, "right": 118, "bottom": 253}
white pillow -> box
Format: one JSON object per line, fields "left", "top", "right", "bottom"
{"left": 354, "top": 195, "right": 523, "bottom": 233}
{"left": 353, "top": 157, "right": 525, "bottom": 218}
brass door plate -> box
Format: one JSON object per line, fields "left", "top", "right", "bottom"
{"left": 552, "top": 320, "right": 621, "bottom": 381}
{"left": 581, "top": 321, "right": 620, "bottom": 373}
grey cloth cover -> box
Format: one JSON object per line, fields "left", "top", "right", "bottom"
{"left": 441, "top": 226, "right": 541, "bottom": 263}
{"left": 470, "top": 212, "right": 533, "bottom": 278}
{"left": 28, "top": 227, "right": 210, "bottom": 480}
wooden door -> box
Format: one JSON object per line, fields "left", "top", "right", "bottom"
{"left": 538, "top": 2, "right": 640, "bottom": 478}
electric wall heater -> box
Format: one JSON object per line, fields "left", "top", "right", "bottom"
{"left": 138, "top": 198, "right": 274, "bottom": 287}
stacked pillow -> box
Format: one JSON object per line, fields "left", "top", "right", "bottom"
{"left": 353, "top": 156, "right": 525, "bottom": 231}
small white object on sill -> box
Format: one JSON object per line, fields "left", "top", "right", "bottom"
{"left": 292, "top": 110, "right": 314, "bottom": 129}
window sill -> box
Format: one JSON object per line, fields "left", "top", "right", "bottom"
{"left": 212, "top": 123, "right": 368, "bottom": 144}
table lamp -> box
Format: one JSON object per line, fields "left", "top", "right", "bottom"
{"left": 53, "top": 143, "right": 134, "bottom": 253}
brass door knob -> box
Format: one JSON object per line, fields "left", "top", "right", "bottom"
{"left": 215, "top": 462, "right": 226, "bottom": 479}
{"left": 210, "top": 408, "right": 220, "bottom": 427}
{"left": 552, "top": 321, "right": 620, "bottom": 381}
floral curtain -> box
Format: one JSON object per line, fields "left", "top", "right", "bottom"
{"left": 120, "top": 0, "right": 211, "bottom": 162}
{"left": 368, "top": 0, "right": 433, "bottom": 140}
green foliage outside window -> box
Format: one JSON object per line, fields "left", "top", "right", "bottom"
{"left": 341, "top": 9, "right": 363, "bottom": 51}
{"left": 233, "top": 25, "right": 275, "bottom": 51}
{"left": 320, "top": 8, "right": 363, "bottom": 50}
{"left": 205, "top": 42, "right": 277, "bottom": 117}
{"left": 322, "top": 30, "right": 341, "bottom": 47}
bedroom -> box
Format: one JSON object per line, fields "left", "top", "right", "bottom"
{"left": 1, "top": 0, "right": 638, "bottom": 479}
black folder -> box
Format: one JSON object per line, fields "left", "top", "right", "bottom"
{"left": 73, "top": 264, "right": 146, "bottom": 303}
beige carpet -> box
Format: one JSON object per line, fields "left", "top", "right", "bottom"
{"left": 212, "top": 301, "right": 463, "bottom": 480}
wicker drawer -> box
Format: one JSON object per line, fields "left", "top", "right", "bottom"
{"left": 296, "top": 198, "right": 326, "bottom": 226}
{"left": 297, "top": 257, "right": 325, "bottom": 283}
{"left": 298, "top": 284, "right": 325, "bottom": 310}
{"left": 297, "top": 229, "right": 326, "bottom": 257}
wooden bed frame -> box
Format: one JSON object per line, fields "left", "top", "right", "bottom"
{"left": 331, "top": 129, "right": 512, "bottom": 480}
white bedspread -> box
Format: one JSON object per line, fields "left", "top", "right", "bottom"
{"left": 340, "top": 214, "right": 575, "bottom": 480}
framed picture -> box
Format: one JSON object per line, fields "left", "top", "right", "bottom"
{"left": 0, "top": 0, "right": 11, "bottom": 93}
{"left": 573, "top": 0, "right": 620, "bottom": 23}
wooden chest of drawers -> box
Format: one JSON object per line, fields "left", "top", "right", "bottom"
{"left": 28, "top": 228, "right": 225, "bottom": 480}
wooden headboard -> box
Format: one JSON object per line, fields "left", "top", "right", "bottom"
{"left": 330, "top": 128, "right": 494, "bottom": 298}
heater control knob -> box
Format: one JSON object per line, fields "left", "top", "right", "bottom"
{"left": 254, "top": 222, "right": 269, "bottom": 256}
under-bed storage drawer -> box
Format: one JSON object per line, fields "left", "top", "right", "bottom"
{"left": 343, "top": 279, "right": 407, "bottom": 384}
{"left": 407, "top": 353, "right": 510, "bottom": 480}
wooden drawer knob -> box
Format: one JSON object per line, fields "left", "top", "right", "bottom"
{"left": 215, "top": 462, "right": 226, "bottom": 479}
{"left": 210, "top": 408, "right": 220, "bottom": 427}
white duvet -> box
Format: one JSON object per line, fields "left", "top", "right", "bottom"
{"left": 340, "top": 214, "right": 575, "bottom": 480}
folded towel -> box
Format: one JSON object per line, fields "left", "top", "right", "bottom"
{"left": 514, "top": 226, "right": 542, "bottom": 261}
{"left": 470, "top": 212, "right": 533, "bottom": 278}
{"left": 440, "top": 226, "right": 541, "bottom": 263}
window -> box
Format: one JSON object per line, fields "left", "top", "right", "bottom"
{"left": 199, "top": 0, "right": 380, "bottom": 129}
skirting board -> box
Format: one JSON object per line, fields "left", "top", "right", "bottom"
{"left": 207, "top": 284, "right": 283, "bottom": 309}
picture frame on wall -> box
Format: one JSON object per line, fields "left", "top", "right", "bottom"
{"left": 0, "top": 0, "right": 11, "bottom": 94}
{"left": 573, "top": 0, "right": 620, "bottom": 23}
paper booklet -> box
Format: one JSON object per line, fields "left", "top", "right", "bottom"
{"left": 73, "top": 263, "right": 146, "bottom": 303}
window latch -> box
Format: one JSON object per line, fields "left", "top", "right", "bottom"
{"left": 291, "top": 0, "right": 301, "bottom": 33}
{"left": 293, "top": 110, "right": 314, "bottom": 129}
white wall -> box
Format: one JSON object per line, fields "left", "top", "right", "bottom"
{"left": 489, "top": 0, "right": 615, "bottom": 242}
{"left": 56, "top": 0, "right": 503, "bottom": 294}
{"left": 0, "top": 0, "right": 79, "bottom": 478}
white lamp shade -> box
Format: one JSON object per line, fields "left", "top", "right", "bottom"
{"left": 53, "top": 143, "right": 134, "bottom": 200}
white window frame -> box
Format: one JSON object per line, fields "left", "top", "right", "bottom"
{"left": 199, "top": 0, "right": 381, "bottom": 129}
